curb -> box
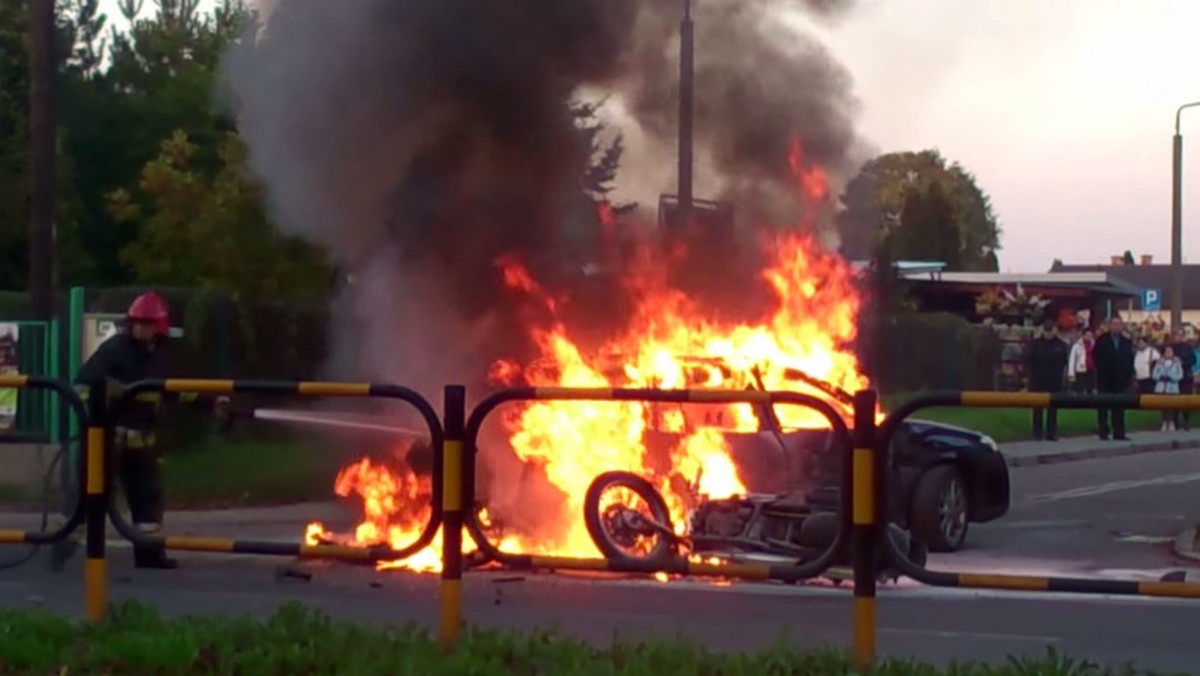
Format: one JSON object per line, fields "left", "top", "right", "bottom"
{"left": 1005, "top": 437, "right": 1200, "bottom": 468}
{"left": 1173, "top": 525, "right": 1200, "bottom": 563}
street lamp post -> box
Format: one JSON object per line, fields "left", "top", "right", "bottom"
{"left": 677, "top": 0, "right": 694, "bottom": 230}
{"left": 1171, "top": 101, "right": 1200, "bottom": 330}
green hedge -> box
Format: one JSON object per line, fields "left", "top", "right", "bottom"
{"left": 83, "top": 286, "right": 329, "bottom": 381}
{"left": 864, "top": 312, "right": 1000, "bottom": 394}
{"left": 0, "top": 601, "right": 1169, "bottom": 675}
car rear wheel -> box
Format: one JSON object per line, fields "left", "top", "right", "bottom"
{"left": 911, "top": 465, "right": 969, "bottom": 553}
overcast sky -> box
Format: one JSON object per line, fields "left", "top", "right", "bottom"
{"left": 98, "top": 0, "right": 1200, "bottom": 273}
{"left": 811, "top": 0, "right": 1200, "bottom": 272}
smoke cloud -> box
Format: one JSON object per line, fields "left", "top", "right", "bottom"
{"left": 222, "top": 0, "right": 861, "bottom": 399}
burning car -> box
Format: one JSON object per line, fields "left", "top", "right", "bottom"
{"left": 577, "top": 357, "right": 1009, "bottom": 576}
{"left": 305, "top": 226, "right": 1007, "bottom": 576}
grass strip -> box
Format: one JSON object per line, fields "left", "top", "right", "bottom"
{"left": 0, "top": 601, "right": 1178, "bottom": 675}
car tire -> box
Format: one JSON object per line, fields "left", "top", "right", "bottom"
{"left": 910, "top": 465, "right": 969, "bottom": 553}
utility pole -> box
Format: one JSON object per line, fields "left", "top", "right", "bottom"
{"left": 676, "top": 0, "right": 694, "bottom": 231}
{"left": 29, "top": 0, "right": 56, "bottom": 320}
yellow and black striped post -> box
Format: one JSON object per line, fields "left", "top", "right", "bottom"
{"left": 439, "top": 385, "right": 466, "bottom": 650}
{"left": 84, "top": 425, "right": 107, "bottom": 623}
{"left": 851, "top": 389, "right": 878, "bottom": 669}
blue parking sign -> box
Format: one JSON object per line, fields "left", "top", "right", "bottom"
{"left": 1142, "top": 288, "right": 1162, "bottom": 311}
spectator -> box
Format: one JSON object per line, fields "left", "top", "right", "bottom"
{"left": 1169, "top": 329, "right": 1196, "bottom": 430}
{"left": 1068, "top": 329, "right": 1096, "bottom": 393}
{"left": 1027, "top": 320, "right": 1068, "bottom": 441}
{"left": 1153, "top": 345, "right": 1184, "bottom": 431}
{"left": 1092, "top": 316, "right": 1135, "bottom": 441}
{"left": 1134, "top": 336, "right": 1161, "bottom": 394}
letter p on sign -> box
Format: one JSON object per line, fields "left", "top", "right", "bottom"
{"left": 1142, "top": 288, "right": 1162, "bottom": 311}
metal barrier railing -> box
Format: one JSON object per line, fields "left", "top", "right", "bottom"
{"left": 873, "top": 391, "right": 1200, "bottom": 601}
{"left": 847, "top": 390, "right": 1200, "bottom": 668}
{"left": 0, "top": 376, "right": 95, "bottom": 620}
{"left": 101, "top": 379, "right": 444, "bottom": 625}
{"left": 102, "top": 381, "right": 463, "bottom": 643}
{"left": 0, "top": 375, "right": 89, "bottom": 547}
{"left": 459, "top": 386, "right": 855, "bottom": 583}
{"left": 106, "top": 379, "right": 444, "bottom": 560}
{"left": 848, "top": 389, "right": 879, "bottom": 670}
{"left": 440, "top": 385, "right": 465, "bottom": 650}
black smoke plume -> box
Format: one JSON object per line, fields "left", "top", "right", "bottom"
{"left": 222, "top": 0, "right": 861, "bottom": 400}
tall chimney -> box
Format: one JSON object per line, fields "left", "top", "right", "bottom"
{"left": 1141, "top": 254, "right": 1153, "bottom": 266}
{"left": 1110, "top": 255, "right": 1123, "bottom": 266}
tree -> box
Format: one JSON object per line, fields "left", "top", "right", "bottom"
{"left": 0, "top": 0, "right": 109, "bottom": 290}
{"left": 559, "top": 100, "right": 634, "bottom": 266}
{"left": 106, "top": 129, "right": 332, "bottom": 301}
{"left": 0, "top": 0, "right": 31, "bottom": 289}
{"left": 58, "top": 0, "right": 252, "bottom": 285}
{"left": 837, "top": 149, "right": 1001, "bottom": 272}
{"left": 886, "top": 181, "right": 963, "bottom": 270}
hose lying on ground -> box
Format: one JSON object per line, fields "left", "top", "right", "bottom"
{"left": 0, "top": 438, "right": 77, "bottom": 571}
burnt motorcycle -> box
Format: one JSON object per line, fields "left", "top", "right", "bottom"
{"left": 582, "top": 468, "right": 927, "bottom": 583}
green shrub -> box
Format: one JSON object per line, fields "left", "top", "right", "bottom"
{"left": 866, "top": 311, "right": 1000, "bottom": 394}
{"left": 0, "top": 601, "right": 1173, "bottom": 675}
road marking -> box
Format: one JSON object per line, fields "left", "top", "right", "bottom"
{"left": 1113, "top": 534, "right": 1175, "bottom": 544}
{"left": 879, "top": 627, "right": 1061, "bottom": 644}
{"left": 980, "top": 519, "right": 1091, "bottom": 529}
{"left": 1021, "top": 471, "right": 1200, "bottom": 506}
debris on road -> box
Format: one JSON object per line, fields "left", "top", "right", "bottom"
{"left": 274, "top": 565, "right": 313, "bottom": 582}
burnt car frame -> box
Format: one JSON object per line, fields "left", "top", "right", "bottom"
{"left": 615, "top": 359, "right": 1011, "bottom": 554}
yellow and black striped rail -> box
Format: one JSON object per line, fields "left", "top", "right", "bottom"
{"left": 876, "top": 390, "right": 1200, "bottom": 600}
{"left": 439, "top": 385, "right": 466, "bottom": 650}
{"left": 459, "top": 386, "right": 855, "bottom": 583}
{"left": 0, "top": 376, "right": 89, "bottom": 548}
{"left": 85, "top": 425, "right": 107, "bottom": 623}
{"left": 484, "top": 551, "right": 812, "bottom": 581}
{"left": 103, "top": 379, "right": 445, "bottom": 563}
{"left": 849, "top": 390, "right": 879, "bottom": 670}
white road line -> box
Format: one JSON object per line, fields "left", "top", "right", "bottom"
{"left": 1021, "top": 471, "right": 1200, "bottom": 506}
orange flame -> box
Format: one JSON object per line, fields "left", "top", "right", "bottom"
{"left": 306, "top": 139, "right": 871, "bottom": 576}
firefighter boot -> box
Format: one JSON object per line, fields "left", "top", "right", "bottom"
{"left": 133, "top": 545, "right": 178, "bottom": 570}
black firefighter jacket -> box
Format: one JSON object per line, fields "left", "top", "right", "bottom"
{"left": 74, "top": 332, "right": 208, "bottom": 434}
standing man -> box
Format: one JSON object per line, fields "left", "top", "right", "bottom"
{"left": 1027, "top": 319, "right": 1069, "bottom": 441}
{"left": 1092, "top": 316, "right": 1135, "bottom": 441}
{"left": 74, "top": 292, "right": 229, "bottom": 569}
{"left": 1168, "top": 328, "right": 1196, "bottom": 430}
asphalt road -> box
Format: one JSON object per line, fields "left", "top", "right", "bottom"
{"left": 932, "top": 446, "right": 1200, "bottom": 580}
{"left": 3, "top": 448, "right": 1200, "bottom": 672}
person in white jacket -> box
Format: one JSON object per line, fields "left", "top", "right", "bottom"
{"left": 1153, "top": 345, "right": 1184, "bottom": 430}
{"left": 1068, "top": 329, "right": 1096, "bottom": 393}
{"left": 1134, "top": 337, "right": 1161, "bottom": 394}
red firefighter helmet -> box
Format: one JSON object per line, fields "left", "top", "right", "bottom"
{"left": 126, "top": 292, "right": 171, "bottom": 336}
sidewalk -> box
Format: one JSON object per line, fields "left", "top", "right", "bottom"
{"left": 1001, "top": 429, "right": 1200, "bottom": 468}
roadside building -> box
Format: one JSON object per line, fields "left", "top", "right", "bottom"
{"left": 1050, "top": 255, "right": 1200, "bottom": 329}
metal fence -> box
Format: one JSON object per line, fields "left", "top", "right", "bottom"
{"left": 16, "top": 377, "right": 1200, "bottom": 671}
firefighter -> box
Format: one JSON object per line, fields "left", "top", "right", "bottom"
{"left": 74, "top": 292, "right": 230, "bottom": 569}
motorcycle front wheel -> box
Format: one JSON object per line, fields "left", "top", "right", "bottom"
{"left": 583, "top": 471, "right": 676, "bottom": 563}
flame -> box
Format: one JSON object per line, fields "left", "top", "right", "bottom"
{"left": 306, "top": 139, "right": 873, "bottom": 577}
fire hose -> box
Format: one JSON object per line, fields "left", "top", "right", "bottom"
{"left": 0, "top": 434, "right": 78, "bottom": 571}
